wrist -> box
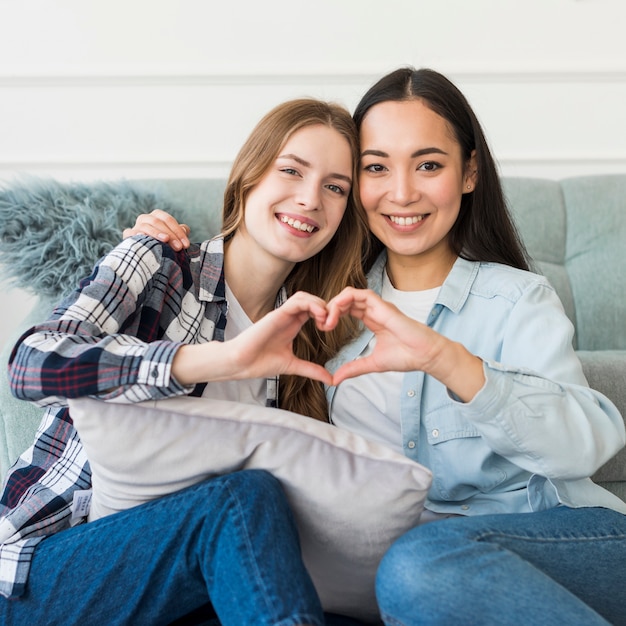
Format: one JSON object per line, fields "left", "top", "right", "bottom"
{"left": 172, "top": 341, "right": 237, "bottom": 385}
{"left": 424, "top": 339, "right": 485, "bottom": 403}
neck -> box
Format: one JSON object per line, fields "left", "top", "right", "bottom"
{"left": 385, "top": 245, "right": 457, "bottom": 291}
{"left": 224, "top": 233, "right": 294, "bottom": 322}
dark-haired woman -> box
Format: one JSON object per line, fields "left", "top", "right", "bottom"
{"left": 325, "top": 67, "right": 626, "bottom": 626}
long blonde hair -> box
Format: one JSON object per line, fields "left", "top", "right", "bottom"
{"left": 222, "top": 99, "right": 368, "bottom": 421}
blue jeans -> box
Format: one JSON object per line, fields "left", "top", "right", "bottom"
{"left": 376, "top": 506, "right": 626, "bottom": 626}
{"left": 1, "top": 470, "right": 331, "bottom": 626}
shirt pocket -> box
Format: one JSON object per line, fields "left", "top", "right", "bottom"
{"left": 423, "top": 406, "right": 514, "bottom": 501}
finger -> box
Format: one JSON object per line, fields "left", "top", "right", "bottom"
{"left": 283, "top": 304, "right": 328, "bottom": 335}
{"left": 324, "top": 297, "right": 367, "bottom": 329}
{"left": 282, "top": 292, "right": 329, "bottom": 323}
{"left": 289, "top": 359, "right": 333, "bottom": 386}
{"left": 123, "top": 223, "right": 176, "bottom": 245}
{"left": 154, "top": 212, "right": 191, "bottom": 249}
{"left": 331, "top": 358, "right": 379, "bottom": 386}
{"left": 133, "top": 210, "right": 190, "bottom": 250}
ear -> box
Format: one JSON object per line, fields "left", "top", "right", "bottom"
{"left": 463, "top": 150, "right": 478, "bottom": 194}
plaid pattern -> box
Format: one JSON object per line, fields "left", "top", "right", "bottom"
{"left": 0, "top": 235, "right": 282, "bottom": 598}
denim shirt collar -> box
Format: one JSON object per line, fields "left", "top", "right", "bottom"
{"left": 367, "top": 250, "right": 480, "bottom": 317}
{"left": 326, "top": 252, "right": 480, "bottom": 380}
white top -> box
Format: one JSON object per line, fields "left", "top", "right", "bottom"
{"left": 201, "top": 281, "right": 266, "bottom": 405}
{"left": 331, "top": 270, "right": 440, "bottom": 455}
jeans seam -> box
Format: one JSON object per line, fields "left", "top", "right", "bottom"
{"left": 224, "top": 478, "right": 280, "bottom": 623}
{"left": 476, "top": 530, "right": 626, "bottom": 544}
{"left": 223, "top": 478, "right": 325, "bottom": 626}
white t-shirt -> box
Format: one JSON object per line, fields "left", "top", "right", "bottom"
{"left": 330, "top": 270, "right": 440, "bottom": 455}
{"left": 201, "top": 281, "right": 266, "bottom": 405}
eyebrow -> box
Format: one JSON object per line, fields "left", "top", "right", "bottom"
{"left": 278, "top": 153, "right": 353, "bottom": 184}
{"left": 361, "top": 147, "right": 448, "bottom": 159}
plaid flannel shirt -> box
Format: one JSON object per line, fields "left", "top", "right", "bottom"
{"left": 0, "top": 235, "right": 282, "bottom": 598}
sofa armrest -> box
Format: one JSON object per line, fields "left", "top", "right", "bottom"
{"left": 577, "top": 350, "right": 626, "bottom": 484}
{"left": 0, "top": 298, "right": 52, "bottom": 484}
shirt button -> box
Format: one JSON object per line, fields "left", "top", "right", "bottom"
{"left": 461, "top": 505, "right": 470, "bottom": 511}
{"left": 407, "top": 389, "right": 415, "bottom": 397}
{"left": 407, "top": 440, "right": 416, "bottom": 449}
{"left": 151, "top": 367, "right": 159, "bottom": 378}
{"left": 431, "top": 429, "right": 440, "bottom": 438}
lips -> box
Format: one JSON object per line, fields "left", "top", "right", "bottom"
{"left": 277, "top": 213, "right": 320, "bottom": 234}
{"left": 384, "top": 213, "right": 428, "bottom": 229}
{"left": 387, "top": 214, "right": 425, "bottom": 226}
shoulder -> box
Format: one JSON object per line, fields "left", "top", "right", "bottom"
{"left": 470, "top": 262, "right": 555, "bottom": 303}
{"left": 106, "top": 235, "right": 204, "bottom": 274}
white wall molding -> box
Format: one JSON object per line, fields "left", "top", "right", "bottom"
{"left": 2, "top": 69, "right": 626, "bottom": 88}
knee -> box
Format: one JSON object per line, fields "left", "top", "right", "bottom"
{"left": 219, "top": 469, "right": 290, "bottom": 513}
{"left": 220, "top": 468, "right": 279, "bottom": 492}
{"left": 375, "top": 523, "right": 471, "bottom": 620}
{"left": 375, "top": 532, "right": 432, "bottom": 619}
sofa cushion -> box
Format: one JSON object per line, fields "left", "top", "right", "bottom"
{"left": 562, "top": 175, "right": 626, "bottom": 351}
{"left": 502, "top": 177, "right": 576, "bottom": 339}
{"left": 0, "top": 299, "right": 54, "bottom": 479}
{"left": 579, "top": 350, "right": 626, "bottom": 484}
{"left": 68, "top": 395, "right": 432, "bottom": 622}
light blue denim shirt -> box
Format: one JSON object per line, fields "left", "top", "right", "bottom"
{"left": 326, "top": 252, "right": 626, "bottom": 516}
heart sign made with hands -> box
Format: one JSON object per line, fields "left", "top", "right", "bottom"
{"left": 242, "top": 286, "right": 450, "bottom": 388}
{"left": 322, "top": 287, "right": 486, "bottom": 402}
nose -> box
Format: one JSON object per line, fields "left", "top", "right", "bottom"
{"left": 388, "top": 171, "right": 420, "bottom": 206}
{"left": 295, "top": 180, "right": 321, "bottom": 211}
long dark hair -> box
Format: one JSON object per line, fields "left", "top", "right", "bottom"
{"left": 353, "top": 67, "right": 530, "bottom": 272}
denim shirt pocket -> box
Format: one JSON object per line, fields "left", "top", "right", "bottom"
{"left": 423, "top": 406, "right": 512, "bottom": 502}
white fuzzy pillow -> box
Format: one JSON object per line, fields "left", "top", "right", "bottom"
{"left": 68, "top": 396, "right": 432, "bottom": 622}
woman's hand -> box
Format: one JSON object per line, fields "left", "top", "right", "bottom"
{"left": 324, "top": 287, "right": 485, "bottom": 402}
{"left": 123, "top": 209, "right": 191, "bottom": 251}
{"left": 172, "top": 291, "right": 333, "bottom": 386}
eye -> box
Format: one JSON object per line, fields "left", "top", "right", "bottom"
{"left": 280, "top": 167, "right": 301, "bottom": 177}
{"left": 326, "top": 183, "right": 346, "bottom": 196}
{"left": 418, "top": 161, "right": 441, "bottom": 172}
{"left": 362, "top": 163, "right": 387, "bottom": 173}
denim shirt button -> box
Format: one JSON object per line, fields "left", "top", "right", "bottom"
{"left": 407, "top": 440, "right": 416, "bottom": 449}
{"left": 407, "top": 389, "right": 415, "bottom": 397}
{"left": 461, "top": 505, "right": 470, "bottom": 510}
{"left": 432, "top": 428, "right": 440, "bottom": 438}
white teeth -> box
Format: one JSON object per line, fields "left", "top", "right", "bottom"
{"left": 280, "top": 215, "right": 316, "bottom": 232}
{"left": 389, "top": 215, "right": 424, "bottom": 226}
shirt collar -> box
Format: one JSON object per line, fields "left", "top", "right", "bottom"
{"left": 368, "top": 250, "right": 480, "bottom": 314}
{"left": 197, "top": 235, "right": 288, "bottom": 308}
{"left": 198, "top": 236, "right": 227, "bottom": 303}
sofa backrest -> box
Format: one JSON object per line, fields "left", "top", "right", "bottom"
{"left": 560, "top": 176, "right": 626, "bottom": 351}
{"left": 1, "top": 175, "right": 624, "bottom": 486}
{"left": 503, "top": 175, "right": 626, "bottom": 352}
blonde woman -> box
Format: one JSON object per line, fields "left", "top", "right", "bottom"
{"left": 1, "top": 99, "right": 368, "bottom": 626}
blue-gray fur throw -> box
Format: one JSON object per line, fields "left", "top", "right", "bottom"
{"left": 0, "top": 178, "right": 179, "bottom": 300}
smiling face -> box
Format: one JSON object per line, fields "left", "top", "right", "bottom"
{"left": 237, "top": 123, "right": 353, "bottom": 269}
{"left": 359, "top": 99, "right": 476, "bottom": 287}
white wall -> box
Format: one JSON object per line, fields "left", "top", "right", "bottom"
{"left": 1, "top": 0, "right": 626, "bottom": 348}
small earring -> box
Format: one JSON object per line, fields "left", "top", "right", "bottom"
{"left": 466, "top": 185, "right": 472, "bottom": 190}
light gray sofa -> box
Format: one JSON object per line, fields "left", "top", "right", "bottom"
{"left": 0, "top": 175, "right": 625, "bottom": 503}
